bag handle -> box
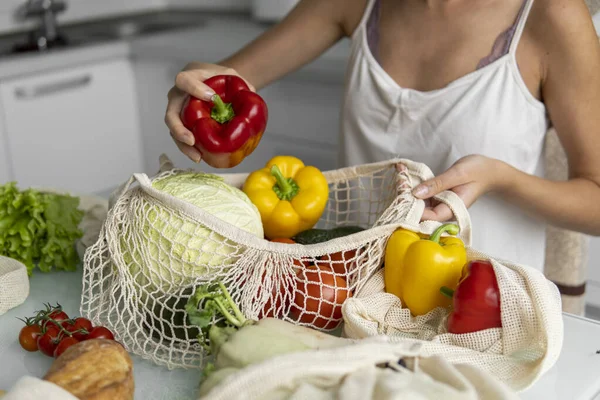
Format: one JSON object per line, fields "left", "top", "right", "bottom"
{"left": 396, "top": 160, "right": 472, "bottom": 246}
{"left": 109, "top": 156, "right": 471, "bottom": 246}
{"left": 108, "top": 154, "right": 177, "bottom": 209}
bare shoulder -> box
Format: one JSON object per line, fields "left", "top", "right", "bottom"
{"left": 527, "top": 0, "right": 599, "bottom": 65}
{"left": 337, "top": 0, "right": 370, "bottom": 37}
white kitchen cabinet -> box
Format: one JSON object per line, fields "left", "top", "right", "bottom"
{"left": 259, "top": 80, "right": 343, "bottom": 147}
{"left": 0, "top": 58, "right": 144, "bottom": 194}
{"left": 134, "top": 60, "right": 186, "bottom": 174}
{"left": 586, "top": 237, "right": 600, "bottom": 309}
{"left": 0, "top": 106, "right": 12, "bottom": 184}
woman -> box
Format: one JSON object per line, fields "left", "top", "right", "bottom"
{"left": 164, "top": 0, "right": 600, "bottom": 271}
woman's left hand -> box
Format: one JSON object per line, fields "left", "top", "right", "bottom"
{"left": 407, "top": 155, "right": 509, "bottom": 222}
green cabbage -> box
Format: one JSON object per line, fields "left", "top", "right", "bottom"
{"left": 122, "top": 172, "right": 263, "bottom": 292}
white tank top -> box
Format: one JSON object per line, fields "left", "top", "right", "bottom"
{"left": 339, "top": 0, "right": 549, "bottom": 271}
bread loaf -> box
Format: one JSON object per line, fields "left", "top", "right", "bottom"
{"left": 43, "top": 339, "right": 134, "bottom": 400}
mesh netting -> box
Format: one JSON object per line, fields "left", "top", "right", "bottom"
{"left": 0, "top": 256, "right": 29, "bottom": 316}
{"left": 342, "top": 253, "right": 564, "bottom": 391}
{"left": 341, "top": 181, "right": 564, "bottom": 392}
{"left": 81, "top": 157, "right": 418, "bottom": 369}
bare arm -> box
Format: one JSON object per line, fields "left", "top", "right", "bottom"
{"left": 165, "top": 0, "right": 350, "bottom": 161}
{"left": 220, "top": 0, "right": 349, "bottom": 90}
{"left": 414, "top": 0, "right": 600, "bottom": 236}
{"left": 499, "top": 0, "right": 600, "bottom": 235}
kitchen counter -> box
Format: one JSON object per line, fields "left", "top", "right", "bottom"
{"left": 1, "top": 266, "right": 600, "bottom": 399}
{"left": 129, "top": 15, "right": 350, "bottom": 83}
{"left": 0, "top": 10, "right": 350, "bottom": 82}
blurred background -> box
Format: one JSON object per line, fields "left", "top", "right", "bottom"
{"left": 0, "top": 0, "right": 598, "bottom": 315}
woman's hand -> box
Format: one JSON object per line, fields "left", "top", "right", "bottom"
{"left": 163, "top": 0, "right": 351, "bottom": 164}
{"left": 164, "top": 62, "right": 255, "bottom": 163}
{"left": 408, "top": 155, "right": 508, "bottom": 222}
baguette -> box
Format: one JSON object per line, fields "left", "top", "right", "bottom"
{"left": 43, "top": 339, "right": 134, "bottom": 400}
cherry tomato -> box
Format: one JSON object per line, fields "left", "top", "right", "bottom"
{"left": 37, "top": 326, "right": 62, "bottom": 357}
{"left": 19, "top": 325, "right": 42, "bottom": 352}
{"left": 87, "top": 326, "right": 115, "bottom": 341}
{"left": 42, "top": 310, "right": 69, "bottom": 330}
{"left": 64, "top": 318, "right": 93, "bottom": 341}
{"left": 290, "top": 264, "right": 351, "bottom": 330}
{"left": 49, "top": 310, "right": 69, "bottom": 323}
{"left": 54, "top": 337, "right": 79, "bottom": 358}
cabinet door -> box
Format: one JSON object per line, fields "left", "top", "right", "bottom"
{"left": 0, "top": 107, "right": 12, "bottom": 184}
{"left": 0, "top": 59, "right": 144, "bottom": 194}
{"left": 134, "top": 60, "right": 182, "bottom": 174}
{"left": 586, "top": 237, "right": 600, "bottom": 308}
{"left": 259, "top": 80, "right": 343, "bottom": 146}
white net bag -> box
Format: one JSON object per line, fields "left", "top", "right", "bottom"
{"left": 81, "top": 155, "right": 428, "bottom": 369}
{"left": 341, "top": 162, "right": 564, "bottom": 391}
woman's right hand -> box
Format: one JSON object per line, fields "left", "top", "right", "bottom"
{"left": 164, "top": 62, "right": 255, "bottom": 163}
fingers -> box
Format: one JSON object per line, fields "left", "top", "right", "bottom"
{"left": 174, "top": 69, "right": 216, "bottom": 101}
{"left": 171, "top": 131, "right": 202, "bottom": 163}
{"left": 165, "top": 62, "right": 256, "bottom": 163}
{"left": 413, "top": 166, "right": 469, "bottom": 199}
{"left": 421, "top": 203, "right": 455, "bottom": 222}
{"left": 166, "top": 88, "right": 196, "bottom": 147}
{"left": 174, "top": 66, "right": 256, "bottom": 99}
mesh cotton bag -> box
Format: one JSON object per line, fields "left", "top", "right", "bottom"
{"left": 197, "top": 337, "right": 520, "bottom": 400}
{"left": 0, "top": 256, "right": 29, "bottom": 316}
{"left": 80, "top": 155, "right": 423, "bottom": 369}
{"left": 341, "top": 161, "right": 564, "bottom": 391}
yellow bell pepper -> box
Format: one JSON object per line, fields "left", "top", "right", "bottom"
{"left": 242, "top": 156, "right": 329, "bottom": 239}
{"left": 384, "top": 223, "right": 467, "bottom": 316}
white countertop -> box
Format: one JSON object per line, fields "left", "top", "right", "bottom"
{"left": 1, "top": 267, "right": 600, "bottom": 399}
{"left": 0, "top": 13, "right": 350, "bottom": 83}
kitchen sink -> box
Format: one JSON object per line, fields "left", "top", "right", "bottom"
{"left": 66, "top": 11, "right": 207, "bottom": 41}
{"left": 0, "top": 10, "right": 207, "bottom": 58}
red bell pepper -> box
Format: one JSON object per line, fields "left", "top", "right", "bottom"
{"left": 441, "top": 259, "right": 502, "bottom": 334}
{"left": 180, "top": 75, "right": 268, "bottom": 169}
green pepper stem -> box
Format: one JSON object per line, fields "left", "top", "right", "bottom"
{"left": 429, "top": 223, "right": 460, "bottom": 244}
{"left": 210, "top": 94, "right": 235, "bottom": 124}
{"left": 440, "top": 286, "right": 455, "bottom": 298}
{"left": 271, "top": 165, "right": 300, "bottom": 201}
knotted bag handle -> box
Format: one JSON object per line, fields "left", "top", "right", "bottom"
{"left": 395, "top": 160, "right": 473, "bottom": 246}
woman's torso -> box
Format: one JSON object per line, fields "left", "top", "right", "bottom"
{"left": 339, "top": 0, "right": 549, "bottom": 270}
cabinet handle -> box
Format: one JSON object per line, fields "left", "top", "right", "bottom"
{"left": 14, "top": 74, "right": 92, "bottom": 99}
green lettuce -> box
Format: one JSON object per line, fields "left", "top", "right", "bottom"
{"left": 0, "top": 182, "right": 84, "bottom": 275}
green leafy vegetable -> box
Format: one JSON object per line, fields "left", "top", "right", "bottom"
{"left": 186, "top": 282, "right": 349, "bottom": 394}
{"left": 0, "top": 182, "right": 84, "bottom": 275}
{"left": 122, "top": 172, "right": 264, "bottom": 292}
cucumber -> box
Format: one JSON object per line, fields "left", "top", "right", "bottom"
{"left": 293, "top": 225, "right": 365, "bottom": 245}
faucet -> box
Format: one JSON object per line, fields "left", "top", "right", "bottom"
{"left": 18, "top": 0, "right": 68, "bottom": 51}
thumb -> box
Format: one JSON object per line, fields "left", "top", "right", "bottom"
{"left": 412, "top": 167, "right": 466, "bottom": 199}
